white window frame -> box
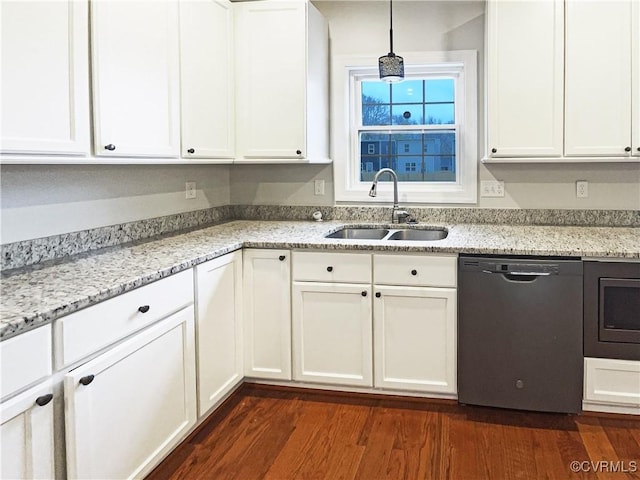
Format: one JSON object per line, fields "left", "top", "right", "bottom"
{"left": 331, "top": 50, "right": 477, "bottom": 204}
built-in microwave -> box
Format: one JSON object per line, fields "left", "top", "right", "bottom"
{"left": 584, "top": 261, "right": 640, "bottom": 361}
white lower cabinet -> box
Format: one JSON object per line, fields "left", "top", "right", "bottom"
{"left": 1, "top": 380, "right": 55, "bottom": 480}
{"left": 292, "top": 282, "right": 373, "bottom": 387}
{"left": 243, "top": 249, "right": 292, "bottom": 380}
{"left": 584, "top": 357, "right": 640, "bottom": 414}
{"left": 64, "top": 307, "right": 196, "bottom": 480}
{"left": 195, "top": 252, "right": 243, "bottom": 416}
{"left": 373, "top": 286, "right": 457, "bottom": 394}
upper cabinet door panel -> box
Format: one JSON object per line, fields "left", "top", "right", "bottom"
{"left": 633, "top": 0, "right": 640, "bottom": 157}
{"left": 179, "top": 0, "right": 234, "bottom": 159}
{"left": 91, "top": 0, "right": 180, "bottom": 158}
{"left": 487, "top": 0, "right": 564, "bottom": 157}
{"left": 565, "top": 0, "right": 632, "bottom": 156}
{"left": 1, "top": 1, "right": 90, "bottom": 155}
{"left": 235, "top": 1, "right": 307, "bottom": 159}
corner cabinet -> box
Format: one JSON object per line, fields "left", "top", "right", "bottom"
{"left": 486, "top": 0, "right": 564, "bottom": 158}
{"left": 243, "top": 249, "right": 292, "bottom": 380}
{"left": 64, "top": 307, "right": 196, "bottom": 480}
{"left": 91, "top": 0, "right": 180, "bottom": 158}
{"left": 234, "top": 0, "right": 330, "bottom": 163}
{"left": 195, "top": 252, "right": 243, "bottom": 417}
{"left": 179, "top": 0, "right": 235, "bottom": 160}
{"left": 0, "top": 0, "right": 90, "bottom": 156}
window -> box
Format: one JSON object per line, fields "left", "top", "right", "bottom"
{"left": 332, "top": 51, "right": 477, "bottom": 204}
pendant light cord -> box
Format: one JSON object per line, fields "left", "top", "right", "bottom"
{"left": 389, "top": 0, "right": 394, "bottom": 54}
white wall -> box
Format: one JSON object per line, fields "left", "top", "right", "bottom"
{"left": 0, "top": 165, "right": 231, "bottom": 244}
{"left": 231, "top": 0, "right": 640, "bottom": 211}
{"left": 230, "top": 164, "right": 334, "bottom": 205}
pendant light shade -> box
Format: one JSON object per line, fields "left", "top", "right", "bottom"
{"left": 379, "top": 0, "right": 404, "bottom": 82}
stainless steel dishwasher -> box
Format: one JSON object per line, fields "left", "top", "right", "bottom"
{"left": 458, "top": 255, "right": 583, "bottom": 414}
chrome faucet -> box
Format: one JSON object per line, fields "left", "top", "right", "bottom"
{"left": 368, "top": 168, "right": 413, "bottom": 224}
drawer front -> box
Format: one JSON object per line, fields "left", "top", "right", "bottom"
{"left": 292, "top": 251, "right": 371, "bottom": 283}
{"left": 56, "top": 269, "right": 194, "bottom": 368}
{"left": 584, "top": 357, "right": 640, "bottom": 407}
{"left": 374, "top": 254, "right": 457, "bottom": 287}
{"left": 1, "top": 325, "right": 52, "bottom": 400}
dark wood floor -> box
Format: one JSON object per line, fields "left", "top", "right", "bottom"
{"left": 147, "top": 384, "right": 640, "bottom": 480}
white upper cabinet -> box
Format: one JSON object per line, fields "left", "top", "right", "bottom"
{"left": 91, "top": 0, "right": 180, "bottom": 158}
{"left": 179, "top": 0, "right": 235, "bottom": 160}
{"left": 486, "top": 0, "right": 564, "bottom": 158}
{"left": 565, "top": 0, "right": 632, "bottom": 157}
{"left": 234, "top": 0, "right": 329, "bottom": 163}
{"left": 0, "top": 0, "right": 90, "bottom": 156}
{"left": 633, "top": 0, "right": 640, "bottom": 157}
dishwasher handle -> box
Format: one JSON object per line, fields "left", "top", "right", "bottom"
{"left": 482, "top": 270, "right": 553, "bottom": 276}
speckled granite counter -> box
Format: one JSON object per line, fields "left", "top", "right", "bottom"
{"left": 1, "top": 220, "right": 639, "bottom": 341}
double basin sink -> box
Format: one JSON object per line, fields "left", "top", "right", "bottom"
{"left": 325, "top": 226, "right": 448, "bottom": 242}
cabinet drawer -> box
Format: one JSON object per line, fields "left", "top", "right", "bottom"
{"left": 584, "top": 357, "right": 640, "bottom": 408}
{"left": 55, "top": 269, "right": 194, "bottom": 368}
{"left": 374, "top": 254, "right": 457, "bottom": 287}
{"left": 1, "top": 325, "right": 52, "bottom": 400}
{"left": 292, "top": 251, "right": 371, "bottom": 283}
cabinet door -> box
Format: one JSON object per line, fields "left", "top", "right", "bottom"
{"left": 91, "top": 0, "right": 180, "bottom": 158}
{"left": 195, "top": 252, "right": 242, "bottom": 417}
{"left": 486, "top": 0, "right": 563, "bottom": 158}
{"left": 633, "top": 0, "right": 640, "bottom": 157}
{"left": 1, "top": 381, "right": 55, "bottom": 480}
{"left": 179, "top": 0, "right": 234, "bottom": 159}
{"left": 0, "top": 0, "right": 89, "bottom": 155}
{"left": 243, "top": 249, "right": 291, "bottom": 380}
{"left": 292, "top": 282, "right": 372, "bottom": 387}
{"left": 565, "top": 0, "right": 632, "bottom": 157}
{"left": 374, "top": 286, "right": 456, "bottom": 394}
{"left": 235, "top": 1, "right": 306, "bottom": 160}
{"left": 64, "top": 307, "right": 196, "bottom": 480}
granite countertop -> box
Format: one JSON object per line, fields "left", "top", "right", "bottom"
{"left": 1, "top": 220, "right": 639, "bottom": 341}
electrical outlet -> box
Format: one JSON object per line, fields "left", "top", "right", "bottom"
{"left": 314, "top": 180, "right": 325, "bottom": 196}
{"left": 576, "top": 181, "right": 588, "bottom": 198}
{"left": 185, "top": 182, "right": 196, "bottom": 199}
{"left": 480, "top": 180, "right": 505, "bottom": 197}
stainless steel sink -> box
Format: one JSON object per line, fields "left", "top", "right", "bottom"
{"left": 325, "top": 228, "right": 390, "bottom": 240}
{"left": 324, "top": 226, "right": 447, "bottom": 241}
{"left": 387, "top": 228, "right": 448, "bottom": 241}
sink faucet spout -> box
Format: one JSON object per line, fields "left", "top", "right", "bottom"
{"left": 369, "top": 168, "right": 412, "bottom": 224}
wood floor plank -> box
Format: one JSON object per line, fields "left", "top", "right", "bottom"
{"left": 146, "top": 386, "right": 640, "bottom": 480}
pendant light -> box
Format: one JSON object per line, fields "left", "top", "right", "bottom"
{"left": 378, "top": 0, "right": 404, "bottom": 82}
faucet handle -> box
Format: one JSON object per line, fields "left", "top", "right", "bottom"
{"left": 393, "top": 209, "right": 414, "bottom": 224}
